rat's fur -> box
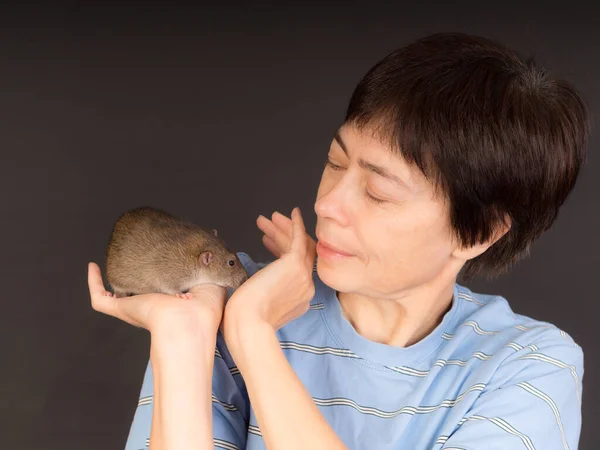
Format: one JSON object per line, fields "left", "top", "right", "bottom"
{"left": 105, "top": 206, "right": 248, "bottom": 297}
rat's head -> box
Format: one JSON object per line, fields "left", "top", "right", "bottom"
{"left": 194, "top": 230, "right": 248, "bottom": 289}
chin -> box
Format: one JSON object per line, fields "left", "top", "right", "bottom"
{"left": 315, "top": 258, "right": 358, "bottom": 293}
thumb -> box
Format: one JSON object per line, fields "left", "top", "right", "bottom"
{"left": 87, "top": 262, "right": 144, "bottom": 328}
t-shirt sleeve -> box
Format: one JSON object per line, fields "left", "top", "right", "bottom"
{"left": 123, "top": 251, "right": 269, "bottom": 450}
{"left": 441, "top": 330, "right": 584, "bottom": 450}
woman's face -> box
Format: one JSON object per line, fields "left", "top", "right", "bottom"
{"left": 314, "top": 123, "right": 461, "bottom": 298}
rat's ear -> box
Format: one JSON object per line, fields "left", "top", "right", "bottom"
{"left": 212, "top": 229, "right": 218, "bottom": 236}
{"left": 200, "top": 251, "right": 213, "bottom": 266}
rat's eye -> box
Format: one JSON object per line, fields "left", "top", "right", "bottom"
{"left": 228, "top": 259, "right": 236, "bottom": 266}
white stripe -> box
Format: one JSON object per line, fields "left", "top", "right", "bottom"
{"left": 458, "top": 292, "right": 485, "bottom": 305}
{"left": 138, "top": 396, "right": 152, "bottom": 406}
{"left": 214, "top": 349, "right": 239, "bottom": 375}
{"left": 248, "top": 424, "right": 262, "bottom": 436}
{"left": 280, "top": 341, "right": 359, "bottom": 358}
{"left": 518, "top": 353, "right": 581, "bottom": 406}
{"left": 309, "top": 303, "right": 325, "bottom": 310}
{"left": 393, "top": 321, "right": 551, "bottom": 379}
{"left": 463, "top": 320, "right": 499, "bottom": 335}
{"left": 214, "top": 438, "right": 239, "bottom": 450}
{"left": 515, "top": 324, "right": 554, "bottom": 331}
{"left": 386, "top": 365, "right": 430, "bottom": 377}
{"left": 212, "top": 394, "right": 238, "bottom": 411}
{"left": 387, "top": 352, "right": 493, "bottom": 377}
{"left": 313, "top": 384, "right": 485, "bottom": 419}
{"left": 435, "top": 435, "right": 448, "bottom": 444}
{"left": 467, "top": 415, "right": 535, "bottom": 450}
{"left": 517, "top": 382, "right": 569, "bottom": 450}
{"left": 506, "top": 342, "right": 523, "bottom": 351}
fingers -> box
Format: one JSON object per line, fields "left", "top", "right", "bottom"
{"left": 257, "top": 208, "right": 313, "bottom": 259}
{"left": 87, "top": 262, "right": 143, "bottom": 328}
{"left": 256, "top": 214, "right": 279, "bottom": 236}
{"left": 88, "top": 262, "right": 117, "bottom": 317}
{"left": 273, "top": 211, "right": 316, "bottom": 253}
{"left": 257, "top": 213, "right": 291, "bottom": 254}
{"left": 271, "top": 211, "right": 293, "bottom": 237}
{"left": 88, "top": 262, "right": 124, "bottom": 320}
{"left": 257, "top": 211, "right": 293, "bottom": 241}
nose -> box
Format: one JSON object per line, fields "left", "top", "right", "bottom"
{"left": 314, "top": 177, "right": 352, "bottom": 227}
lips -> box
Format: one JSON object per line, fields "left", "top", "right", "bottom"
{"left": 318, "top": 239, "right": 354, "bottom": 256}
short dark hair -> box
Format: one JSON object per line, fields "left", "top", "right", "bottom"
{"left": 344, "top": 32, "right": 590, "bottom": 282}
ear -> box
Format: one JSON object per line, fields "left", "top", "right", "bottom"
{"left": 212, "top": 229, "right": 218, "bottom": 236}
{"left": 200, "top": 251, "right": 213, "bottom": 266}
{"left": 452, "top": 213, "right": 512, "bottom": 261}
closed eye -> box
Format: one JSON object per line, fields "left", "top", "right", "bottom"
{"left": 324, "top": 159, "right": 342, "bottom": 171}
{"left": 324, "top": 159, "right": 387, "bottom": 205}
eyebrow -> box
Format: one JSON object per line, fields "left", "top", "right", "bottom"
{"left": 333, "top": 130, "right": 414, "bottom": 190}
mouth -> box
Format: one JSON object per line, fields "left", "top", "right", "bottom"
{"left": 316, "top": 239, "right": 355, "bottom": 259}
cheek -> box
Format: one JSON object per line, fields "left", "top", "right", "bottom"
{"left": 373, "top": 209, "right": 452, "bottom": 269}
{"left": 406, "top": 218, "right": 455, "bottom": 274}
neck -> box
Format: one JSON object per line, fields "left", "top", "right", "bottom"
{"left": 336, "top": 277, "right": 456, "bottom": 348}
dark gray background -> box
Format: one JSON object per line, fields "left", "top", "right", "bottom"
{"left": 1, "top": 2, "right": 597, "bottom": 449}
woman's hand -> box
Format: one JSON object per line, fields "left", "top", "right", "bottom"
{"left": 87, "top": 262, "right": 227, "bottom": 334}
{"left": 223, "top": 207, "right": 317, "bottom": 333}
{"left": 258, "top": 210, "right": 317, "bottom": 259}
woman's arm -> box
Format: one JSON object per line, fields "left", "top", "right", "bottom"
{"left": 225, "top": 314, "right": 348, "bottom": 450}
{"left": 219, "top": 208, "right": 347, "bottom": 449}
{"left": 87, "top": 262, "right": 232, "bottom": 450}
{"left": 148, "top": 319, "right": 218, "bottom": 450}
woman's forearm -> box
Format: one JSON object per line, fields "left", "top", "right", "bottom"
{"left": 149, "top": 322, "right": 217, "bottom": 450}
{"left": 225, "top": 317, "right": 348, "bottom": 450}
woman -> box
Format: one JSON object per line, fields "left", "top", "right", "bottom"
{"left": 88, "top": 32, "right": 588, "bottom": 449}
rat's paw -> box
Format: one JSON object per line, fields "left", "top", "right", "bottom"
{"left": 175, "top": 292, "right": 193, "bottom": 300}
{"left": 101, "top": 290, "right": 114, "bottom": 297}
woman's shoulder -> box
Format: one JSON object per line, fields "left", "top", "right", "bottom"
{"left": 451, "top": 284, "right": 583, "bottom": 360}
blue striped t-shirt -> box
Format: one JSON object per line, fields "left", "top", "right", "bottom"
{"left": 125, "top": 252, "right": 584, "bottom": 450}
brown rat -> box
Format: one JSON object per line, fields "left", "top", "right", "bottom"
{"left": 104, "top": 206, "right": 248, "bottom": 298}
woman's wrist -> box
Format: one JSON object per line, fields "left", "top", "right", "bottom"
{"left": 149, "top": 321, "right": 218, "bottom": 450}
{"left": 151, "top": 321, "right": 218, "bottom": 364}
{"left": 151, "top": 300, "right": 222, "bottom": 340}
{"left": 222, "top": 304, "right": 271, "bottom": 363}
